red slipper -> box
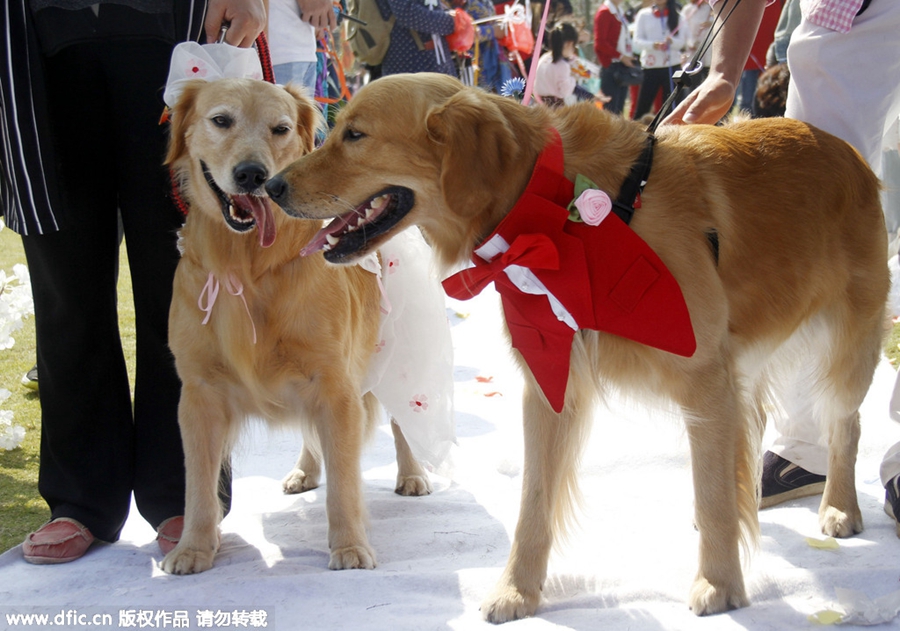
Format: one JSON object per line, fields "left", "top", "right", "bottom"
{"left": 156, "top": 516, "right": 184, "bottom": 555}
{"left": 23, "top": 518, "right": 95, "bottom": 564}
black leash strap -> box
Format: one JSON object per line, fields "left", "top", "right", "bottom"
{"left": 611, "top": 0, "right": 743, "bottom": 225}
{"left": 612, "top": 134, "right": 656, "bottom": 225}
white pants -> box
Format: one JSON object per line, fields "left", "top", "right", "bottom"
{"left": 773, "top": 0, "right": 900, "bottom": 486}
{"left": 785, "top": 0, "right": 900, "bottom": 176}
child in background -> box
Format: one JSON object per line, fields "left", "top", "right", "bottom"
{"left": 533, "top": 22, "right": 580, "bottom": 107}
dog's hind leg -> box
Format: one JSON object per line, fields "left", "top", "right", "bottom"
{"left": 772, "top": 307, "right": 882, "bottom": 537}
{"left": 481, "top": 350, "right": 594, "bottom": 624}
{"left": 681, "top": 360, "right": 758, "bottom": 615}
{"left": 162, "top": 383, "right": 235, "bottom": 575}
{"left": 282, "top": 435, "right": 322, "bottom": 494}
{"left": 391, "top": 419, "right": 433, "bottom": 496}
{"left": 820, "top": 410, "right": 863, "bottom": 536}
{"left": 818, "top": 309, "right": 883, "bottom": 537}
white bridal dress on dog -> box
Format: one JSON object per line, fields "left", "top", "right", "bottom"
{"left": 358, "top": 228, "right": 456, "bottom": 475}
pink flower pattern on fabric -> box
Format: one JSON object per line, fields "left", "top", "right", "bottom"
{"left": 387, "top": 256, "right": 400, "bottom": 274}
{"left": 186, "top": 59, "right": 209, "bottom": 78}
{"left": 409, "top": 395, "right": 428, "bottom": 412}
{"left": 574, "top": 189, "right": 612, "bottom": 226}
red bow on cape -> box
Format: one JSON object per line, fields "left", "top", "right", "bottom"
{"left": 442, "top": 129, "right": 696, "bottom": 412}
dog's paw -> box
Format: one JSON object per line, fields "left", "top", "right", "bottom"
{"left": 329, "top": 545, "right": 376, "bottom": 570}
{"left": 480, "top": 585, "right": 540, "bottom": 624}
{"left": 160, "top": 544, "right": 217, "bottom": 575}
{"left": 689, "top": 577, "right": 748, "bottom": 616}
{"left": 395, "top": 474, "right": 433, "bottom": 496}
{"left": 820, "top": 505, "right": 863, "bottom": 538}
{"left": 282, "top": 468, "right": 319, "bottom": 494}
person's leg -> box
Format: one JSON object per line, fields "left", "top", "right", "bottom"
{"left": 634, "top": 67, "right": 664, "bottom": 119}
{"left": 600, "top": 63, "right": 626, "bottom": 115}
{"left": 103, "top": 38, "right": 197, "bottom": 530}
{"left": 273, "top": 60, "right": 319, "bottom": 94}
{"left": 769, "top": 381, "right": 831, "bottom": 478}
{"left": 882, "top": 442, "right": 900, "bottom": 535}
{"left": 767, "top": 0, "right": 900, "bottom": 506}
{"left": 477, "top": 40, "right": 500, "bottom": 92}
{"left": 735, "top": 68, "right": 759, "bottom": 114}
{"left": 23, "top": 43, "right": 135, "bottom": 544}
{"left": 658, "top": 65, "right": 676, "bottom": 109}
{"left": 881, "top": 442, "right": 900, "bottom": 488}
{"left": 882, "top": 132, "right": 900, "bottom": 236}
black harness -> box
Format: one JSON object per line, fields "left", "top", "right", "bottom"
{"left": 611, "top": 135, "right": 656, "bottom": 226}
{"left": 613, "top": 0, "right": 745, "bottom": 265}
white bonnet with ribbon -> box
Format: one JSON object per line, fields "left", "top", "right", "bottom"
{"left": 163, "top": 41, "right": 264, "bottom": 109}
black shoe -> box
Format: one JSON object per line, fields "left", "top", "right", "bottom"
{"left": 20, "top": 364, "right": 38, "bottom": 391}
{"left": 885, "top": 475, "right": 900, "bottom": 538}
{"left": 760, "top": 451, "right": 826, "bottom": 509}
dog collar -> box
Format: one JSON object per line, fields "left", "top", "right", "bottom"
{"left": 442, "top": 128, "right": 695, "bottom": 412}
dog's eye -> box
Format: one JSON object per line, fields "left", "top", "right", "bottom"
{"left": 272, "top": 124, "right": 291, "bottom": 136}
{"left": 344, "top": 128, "right": 365, "bottom": 142}
{"left": 211, "top": 115, "right": 233, "bottom": 129}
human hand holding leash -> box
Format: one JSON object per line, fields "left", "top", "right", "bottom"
{"left": 297, "top": 0, "right": 339, "bottom": 32}
{"left": 664, "top": 0, "right": 766, "bottom": 125}
{"left": 205, "top": 0, "right": 267, "bottom": 47}
{"left": 665, "top": 71, "right": 738, "bottom": 125}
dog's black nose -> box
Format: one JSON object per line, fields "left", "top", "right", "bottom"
{"left": 265, "top": 174, "right": 287, "bottom": 203}
{"left": 233, "top": 161, "right": 268, "bottom": 191}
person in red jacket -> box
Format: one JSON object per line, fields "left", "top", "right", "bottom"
{"left": 593, "top": 0, "right": 637, "bottom": 115}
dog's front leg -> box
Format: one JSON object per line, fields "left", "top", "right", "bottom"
{"left": 682, "top": 376, "right": 754, "bottom": 615}
{"left": 482, "top": 377, "right": 590, "bottom": 623}
{"left": 161, "top": 385, "right": 230, "bottom": 575}
{"left": 318, "top": 393, "right": 376, "bottom": 570}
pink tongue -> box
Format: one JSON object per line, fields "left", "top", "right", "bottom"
{"left": 235, "top": 194, "right": 276, "bottom": 248}
{"left": 299, "top": 195, "right": 390, "bottom": 257}
{"left": 299, "top": 226, "right": 331, "bottom": 257}
{"left": 299, "top": 212, "right": 356, "bottom": 257}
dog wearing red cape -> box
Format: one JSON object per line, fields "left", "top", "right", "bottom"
{"left": 265, "top": 73, "right": 888, "bottom": 622}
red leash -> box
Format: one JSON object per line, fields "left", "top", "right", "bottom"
{"left": 255, "top": 31, "right": 276, "bottom": 84}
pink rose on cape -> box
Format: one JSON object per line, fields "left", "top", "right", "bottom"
{"left": 574, "top": 189, "right": 612, "bottom": 226}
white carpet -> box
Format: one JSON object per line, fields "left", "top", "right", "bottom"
{"left": 2, "top": 290, "right": 900, "bottom": 631}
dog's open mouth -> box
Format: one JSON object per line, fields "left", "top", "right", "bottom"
{"left": 299, "top": 187, "right": 413, "bottom": 262}
{"left": 201, "top": 161, "right": 276, "bottom": 248}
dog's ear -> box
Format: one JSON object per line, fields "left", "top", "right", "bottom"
{"left": 282, "top": 83, "right": 325, "bottom": 154}
{"left": 164, "top": 81, "right": 206, "bottom": 167}
{"left": 425, "top": 89, "right": 521, "bottom": 218}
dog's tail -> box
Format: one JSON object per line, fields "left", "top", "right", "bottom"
{"left": 738, "top": 381, "right": 766, "bottom": 560}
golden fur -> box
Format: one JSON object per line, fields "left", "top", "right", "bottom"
{"left": 268, "top": 73, "right": 890, "bottom": 622}
{"left": 160, "top": 78, "right": 431, "bottom": 576}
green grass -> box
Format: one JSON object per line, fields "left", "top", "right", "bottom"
{"left": 0, "top": 225, "right": 135, "bottom": 553}
{"left": 886, "top": 319, "right": 900, "bottom": 369}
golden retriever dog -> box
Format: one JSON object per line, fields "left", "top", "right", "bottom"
{"left": 265, "top": 73, "right": 889, "bottom": 621}
{"left": 160, "top": 77, "right": 435, "bottom": 575}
